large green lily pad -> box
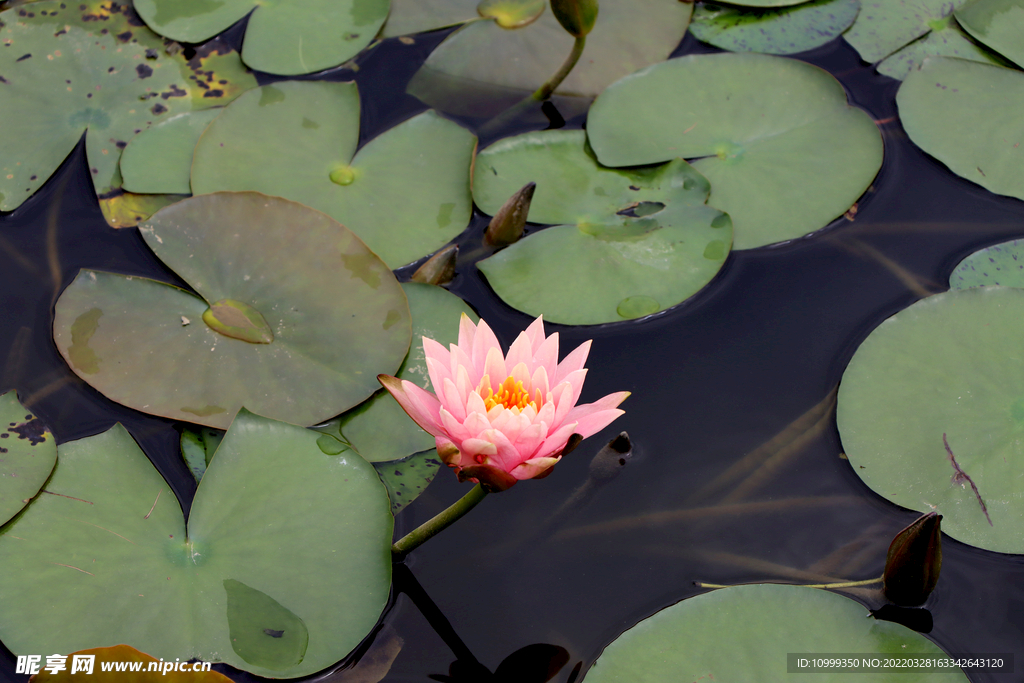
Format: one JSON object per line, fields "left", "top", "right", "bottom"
{"left": 897, "top": 57, "right": 1024, "bottom": 201}
{"left": 0, "top": 391, "right": 55, "bottom": 526}
{"left": 587, "top": 584, "right": 967, "bottom": 682}
{"left": 690, "top": 0, "right": 861, "bottom": 54}
{"left": 875, "top": 18, "right": 1005, "bottom": 80}
{"left": 0, "top": 410, "right": 393, "bottom": 677}
{"left": 133, "top": 0, "right": 389, "bottom": 76}
{"left": 949, "top": 238, "right": 1024, "bottom": 289}
{"left": 956, "top": 0, "right": 1024, "bottom": 68}
{"left": 53, "top": 192, "right": 411, "bottom": 429}
{"left": 402, "top": 0, "right": 692, "bottom": 115}
{"left": 190, "top": 81, "right": 476, "bottom": 269}
{"left": 838, "top": 287, "right": 1024, "bottom": 553}
{"left": 120, "top": 110, "right": 221, "bottom": 195}
{"left": 0, "top": 0, "right": 194, "bottom": 212}
{"left": 474, "top": 129, "right": 731, "bottom": 325}
{"left": 843, "top": 0, "right": 972, "bottom": 63}
{"left": 587, "top": 53, "right": 883, "bottom": 249}
{"left": 317, "top": 282, "right": 479, "bottom": 463}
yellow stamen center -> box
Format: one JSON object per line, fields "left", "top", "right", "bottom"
{"left": 481, "top": 375, "right": 541, "bottom": 412}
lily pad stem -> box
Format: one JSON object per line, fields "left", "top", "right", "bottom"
{"left": 696, "top": 577, "right": 883, "bottom": 590}
{"left": 479, "top": 35, "right": 587, "bottom": 138}
{"left": 392, "top": 483, "right": 489, "bottom": 561}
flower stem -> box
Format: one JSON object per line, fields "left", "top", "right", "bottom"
{"left": 392, "top": 484, "right": 489, "bottom": 561}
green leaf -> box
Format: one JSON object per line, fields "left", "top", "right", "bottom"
{"left": 837, "top": 287, "right": 1024, "bottom": 553}
{"left": 0, "top": 391, "right": 56, "bottom": 526}
{"left": 477, "top": 0, "right": 547, "bottom": 27}
{"left": 587, "top": 53, "right": 883, "bottom": 249}
{"left": 53, "top": 192, "right": 411, "bottom": 429}
{"left": 316, "top": 282, "right": 478, "bottom": 463}
{"left": 876, "top": 19, "right": 1005, "bottom": 80}
{"left": 550, "top": 0, "right": 598, "bottom": 36}
{"left": 0, "top": 411, "right": 393, "bottom": 678}
{"left": 956, "top": 0, "right": 1024, "bottom": 68}
{"left": 689, "top": 0, "right": 861, "bottom": 56}
{"left": 374, "top": 449, "right": 443, "bottom": 513}
{"left": 133, "top": 0, "right": 389, "bottom": 76}
{"left": 897, "top": 57, "right": 1024, "bottom": 202}
{"left": 587, "top": 584, "right": 968, "bottom": 681}
{"left": 202, "top": 299, "right": 275, "bottom": 345}
{"left": 180, "top": 428, "right": 209, "bottom": 482}
{"left": 0, "top": 0, "right": 193, "bottom": 212}
{"left": 404, "top": 0, "right": 692, "bottom": 115}
{"left": 843, "top": 0, "right": 971, "bottom": 64}
{"left": 120, "top": 110, "right": 222, "bottom": 195}
{"left": 182, "top": 38, "right": 259, "bottom": 109}
{"left": 190, "top": 81, "right": 476, "bottom": 269}
{"left": 949, "top": 238, "right": 1024, "bottom": 289}
{"left": 382, "top": 0, "right": 479, "bottom": 37}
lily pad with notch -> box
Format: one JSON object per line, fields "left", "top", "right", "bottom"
{"left": 190, "top": 81, "right": 476, "bottom": 269}
{"left": 838, "top": 287, "right": 1024, "bottom": 553}
{"left": 949, "top": 238, "right": 1024, "bottom": 289}
{"left": 0, "top": 391, "right": 56, "bottom": 526}
{"left": 120, "top": 110, "right": 222, "bottom": 195}
{"left": 956, "top": 0, "right": 1024, "bottom": 68}
{"left": 587, "top": 584, "right": 967, "bottom": 682}
{"left": 0, "top": 410, "right": 393, "bottom": 677}
{"left": 587, "top": 53, "right": 883, "bottom": 249}
{"left": 897, "top": 57, "right": 1024, "bottom": 202}
{"left": 374, "top": 448, "right": 444, "bottom": 514}
{"left": 52, "top": 192, "right": 411, "bottom": 430}
{"left": 874, "top": 17, "right": 1006, "bottom": 81}
{"left": 474, "top": 130, "right": 732, "bottom": 325}
{"left": 689, "top": 0, "right": 861, "bottom": 55}
{"left": 133, "top": 0, "right": 389, "bottom": 76}
{"left": 400, "top": 0, "right": 692, "bottom": 118}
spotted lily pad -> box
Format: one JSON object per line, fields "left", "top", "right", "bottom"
{"left": 0, "top": 0, "right": 193, "bottom": 213}
{"left": 843, "top": 0, "right": 973, "bottom": 65}
{"left": 0, "top": 410, "right": 393, "bottom": 677}
{"left": 182, "top": 38, "right": 259, "bottom": 108}
{"left": 133, "top": 0, "right": 388, "bottom": 76}
{"left": 0, "top": 391, "right": 55, "bottom": 526}
{"left": 374, "top": 449, "right": 443, "bottom": 513}
{"left": 402, "top": 0, "right": 692, "bottom": 116}
{"left": 689, "top": 0, "right": 861, "bottom": 55}
{"left": 474, "top": 130, "right": 731, "bottom": 324}
{"left": 949, "top": 238, "right": 1024, "bottom": 289}
{"left": 317, "top": 283, "right": 479, "bottom": 463}
{"left": 956, "top": 0, "right": 1024, "bottom": 68}
{"left": 190, "top": 81, "right": 476, "bottom": 269}
{"left": 875, "top": 17, "right": 1005, "bottom": 80}
{"left": 897, "top": 57, "right": 1024, "bottom": 201}
{"left": 53, "top": 192, "right": 411, "bottom": 429}
{"left": 587, "top": 584, "right": 967, "bottom": 681}
{"left": 120, "top": 110, "right": 221, "bottom": 195}
{"left": 587, "top": 53, "right": 883, "bottom": 249}
{"left": 837, "top": 287, "right": 1024, "bottom": 553}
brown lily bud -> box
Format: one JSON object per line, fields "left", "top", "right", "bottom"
{"left": 550, "top": 0, "right": 598, "bottom": 37}
{"left": 411, "top": 244, "right": 458, "bottom": 286}
{"left": 485, "top": 182, "right": 535, "bottom": 247}
{"left": 883, "top": 512, "right": 942, "bottom": 606}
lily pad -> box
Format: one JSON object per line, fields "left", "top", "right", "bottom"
{"left": 0, "top": 0, "right": 193, "bottom": 213}
{"left": 133, "top": 0, "right": 389, "bottom": 76}
{"left": 53, "top": 192, "right": 411, "bottom": 429}
{"left": 120, "top": 110, "right": 221, "bottom": 195}
{"left": 587, "top": 584, "right": 967, "bottom": 682}
{"left": 843, "top": 0, "right": 972, "bottom": 63}
{"left": 689, "top": 0, "right": 861, "bottom": 55}
{"left": 97, "top": 190, "right": 188, "bottom": 229}
{"left": 0, "top": 410, "right": 393, "bottom": 677}
{"left": 319, "top": 282, "right": 478, "bottom": 463}
{"left": 949, "top": 238, "right": 1024, "bottom": 289}
{"left": 875, "top": 18, "right": 1005, "bottom": 80}
{"left": 190, "top": 81, "right": 476, "bottom": 269}
{"left": 0, "top": 391, "right": 55, "bottom": 526}
{"left": 403, "top": 0, "right": 692, "bottom": 115}
{"left": 182, "top": 38, "right": 259, "bottom": 108}
{"left": 374, "top": 449, "right": 443, "bottom": 513}
{"left": 956, "top": 0, "right": 1024, "bottom": 68}
{"left": 837, "top": 287, "right": 1024, "bottom": 553}
{"left": 897, "top": 57, "right": 1024, "bottom": 201}
{"left": 587, "top": 53, "right": 883, "bottom": 249}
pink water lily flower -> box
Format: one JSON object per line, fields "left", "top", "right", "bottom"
{"left": 378, "top": 315, "right": 629, "bottom": 491}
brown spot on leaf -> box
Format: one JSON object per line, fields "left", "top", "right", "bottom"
{"left": 150, "top": 103, "right": 167, "bottom": 115}
{"left": 135, "top": 63, "right": 153, "bottom": 78}
{"left": 9, "top": 417, "right": 47, "bottom": 446}
{"left": 160, "top": 84, "right": 187, "bottom": 99}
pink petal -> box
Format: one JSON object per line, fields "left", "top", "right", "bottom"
{"left": 450, "top": 344, "right": 475, "bottom": 384}
{"left": 530, "top": 365, "right": 550, "bottom": 405}
{"left": 467, "top": 390, "right": 488, "bottom": 417}
{"left": 463, "top": 411, "right": 491, "bottom": 439}
{"left": 569, "top": 408, "right": 626, "bottom": 440}
{"left": 472, "top": 319, "right": 502, "bottom": 377}
{"left": 566, "top": 391, "right": 631, "bottom": 418}
{"left": 435, "top": 437, "right": 462, "bottom": 466}
{"left": 512, "top": 422, "right": 546, "bottom": 460}
{"left": 533, "top": 332, "right": 559, "bottom": 379}
{"left": 457, "top": 313, "right": 477, "bottom": 351}
{"left": 533, "top": 421, "right": 580, "bottom": 459}
{"left": 461, "top": 437, "right": 497, "bottom": 462}
{"left": 455, "top": 364, "right": 473, "bottom": 405}
{"left": 553, "top": 339, "right": 591, "bottom": 385}
{"left": 479, "top": 428, "right": 523, "bottom": 472}
{"left": 511, "top": 456, "right": 560, "bottom": 480}
{"left": 378, "top": 375, "right": 444, "bottom": 437}
{"left": 425, "top": 357, "right": 451, "bottom": 398}
{"left": 550, "top": 381, "right": 578, "bottom": 429}
{"left": 509, "top": 361, "right": 531, "bottom": 387}
{"left": 441, "top": 377, "right": 466, "bottom": 422}
{"left": 423, "top": 337, "right": 451, "bottom": 377}
{"left": 505, "top": 330, "right": 534, "bottom": 371}
{"left": 439, "top": 407, "right": 473, "bottom": 443}
{"left": 523, "top": 316, "right": 546, "bottom": 352}
{"left": 535, "top": 399, "right": 556, "bottom": 428}
{"left": 484, "top": 347, "right": 507, "bottom": 387}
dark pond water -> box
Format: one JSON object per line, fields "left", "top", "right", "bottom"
{"left": 1, "top": 21, "right": 1023, "bottom": 683}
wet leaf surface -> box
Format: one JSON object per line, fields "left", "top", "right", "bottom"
{"left": 52, "top": 192, "right": 411, "bottom": 429}
{"left": 690, "top": 0, "right": 861, "bottom": 56}
{"left": 587, "top": 53, "right": 882, "bottom": 249}
{"left": 190, "top": 81, "right": 476, "bottom": 269}
{"left": 838, "top": 287, "right": 1024, "bottom": 553}
{"left": 0, "top": 410, "right": 393, "bottom": 677}
{"left": 0, "top": 391, "right": 55, "bottom": 526}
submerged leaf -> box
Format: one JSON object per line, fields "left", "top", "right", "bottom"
{"left": 478, "top": 0, "right": 547, "bottom": 27}
{"left": 690, "top": 0, "right": 861, "bottom": 56}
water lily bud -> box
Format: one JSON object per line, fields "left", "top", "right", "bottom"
{"left": 485, "top": 182, "right": 535, "bottom": 247}
{"left": 411, "top": 244, "right": 458, "bottom": 286}
{"left": 550, "top": 0, "right": 598, "bottom": 38}
{"left": 883, "top": 512, "right": 942, "bottom": 606}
